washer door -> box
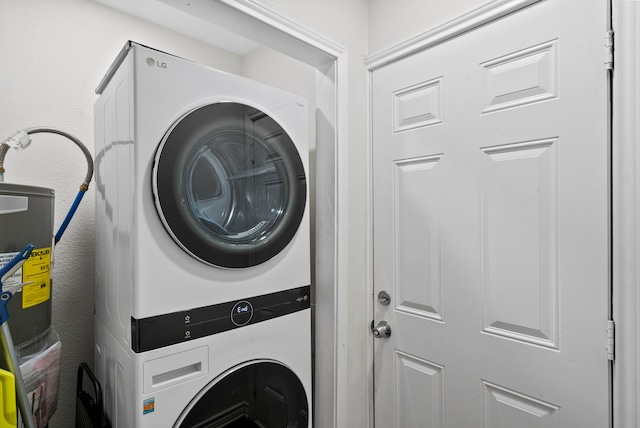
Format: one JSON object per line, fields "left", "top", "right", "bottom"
{"left": 175, "top": 361, "right": 309, "bottom": 427}
{"left": 153, "top": 102, "right": 306, "bottom": 268}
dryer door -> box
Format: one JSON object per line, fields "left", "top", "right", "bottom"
{"left": 153, "top": 102, "right": 306, "bottom": 268}
{"left": 175, "top": 361, "right": 309, "bottom": 427}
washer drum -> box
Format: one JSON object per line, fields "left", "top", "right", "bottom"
{"left": 0, "top": 183, "right": 54, "bottom": 350}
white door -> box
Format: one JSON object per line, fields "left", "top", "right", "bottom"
{"left": 371, "top": 0, "right": 611, "bottom": 426}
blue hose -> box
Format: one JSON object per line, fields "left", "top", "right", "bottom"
{"left": 54, "top": 190, "right": 85, "bottom": 245}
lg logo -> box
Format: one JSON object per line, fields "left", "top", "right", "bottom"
{"left": 146, "top": 57, "right": 167, "bottom": 69}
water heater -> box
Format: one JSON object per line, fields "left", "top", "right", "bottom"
{"left": 0, "top": 183, "right": 54, "bottom": 348}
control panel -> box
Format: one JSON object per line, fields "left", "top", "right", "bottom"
{"left": 131, "top": 285, "right": 310, "bottom": 353}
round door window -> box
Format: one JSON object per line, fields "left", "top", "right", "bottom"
{"left": 175, "top": 361, "right": 309, "bottom": 427}
{"left": 153, "top": 102, "right": 306, "bottom": 268}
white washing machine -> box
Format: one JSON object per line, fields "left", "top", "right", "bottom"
{"left": 94, "top": 294, "right": 311, "bottom": 427}
{"left": 94, "top": 41, "right": 311, "bottom": 427}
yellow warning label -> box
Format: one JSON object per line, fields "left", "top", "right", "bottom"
{"left": 21, "top": 247, "right": 51, "bottom": 309}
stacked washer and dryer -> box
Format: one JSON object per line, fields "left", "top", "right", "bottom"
{"left": 94, "top": 42, "right": 312, "bottom": 427}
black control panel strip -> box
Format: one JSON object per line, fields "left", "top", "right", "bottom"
{"left": 131, "top": 285, "right": 311, "bottom": 353}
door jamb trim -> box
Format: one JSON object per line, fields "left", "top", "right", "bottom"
{"left": 612, "top": 1, "right": 640, "bottom": 427}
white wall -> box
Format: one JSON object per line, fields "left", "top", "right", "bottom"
{"left": 0, "top": 1, "right": 241, "bottom": 426}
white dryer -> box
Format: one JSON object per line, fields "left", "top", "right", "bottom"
{"left": 94, "top": 42, "right": 311, "bottom": 427}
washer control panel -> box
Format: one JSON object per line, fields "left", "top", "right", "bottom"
{"left": 131, "top": 285, "right": 310, "bottom": 353}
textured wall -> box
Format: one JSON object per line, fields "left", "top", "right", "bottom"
{"left": 0, "top": 1, "right": 241, "bottom": 426}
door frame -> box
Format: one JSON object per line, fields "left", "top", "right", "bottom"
{"left": 612, "top": 1, "right": 640, "bottom": 427}
{"left": 365, "top": 0, "right": 638, "bottom": 426}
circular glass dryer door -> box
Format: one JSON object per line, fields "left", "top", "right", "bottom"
{"left": 175, "top": 361, "right": 309, "bottom": 427}
{"left": 153, "top": 102, "right": 306, "bottom": 268}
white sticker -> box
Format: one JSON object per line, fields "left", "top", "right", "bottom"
{"left": 0, "top": 251, "right": 22, "bottom": 289}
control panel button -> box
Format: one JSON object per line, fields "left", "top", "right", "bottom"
{"left": 231, "top": 300, "right": 253, "bottom": 326}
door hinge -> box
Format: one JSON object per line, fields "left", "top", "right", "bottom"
{"left": 607, "top": 320, "right": 615, "bottom": 361}
{"left": 605, "top": 30, "right": 614, "bottom": 71}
